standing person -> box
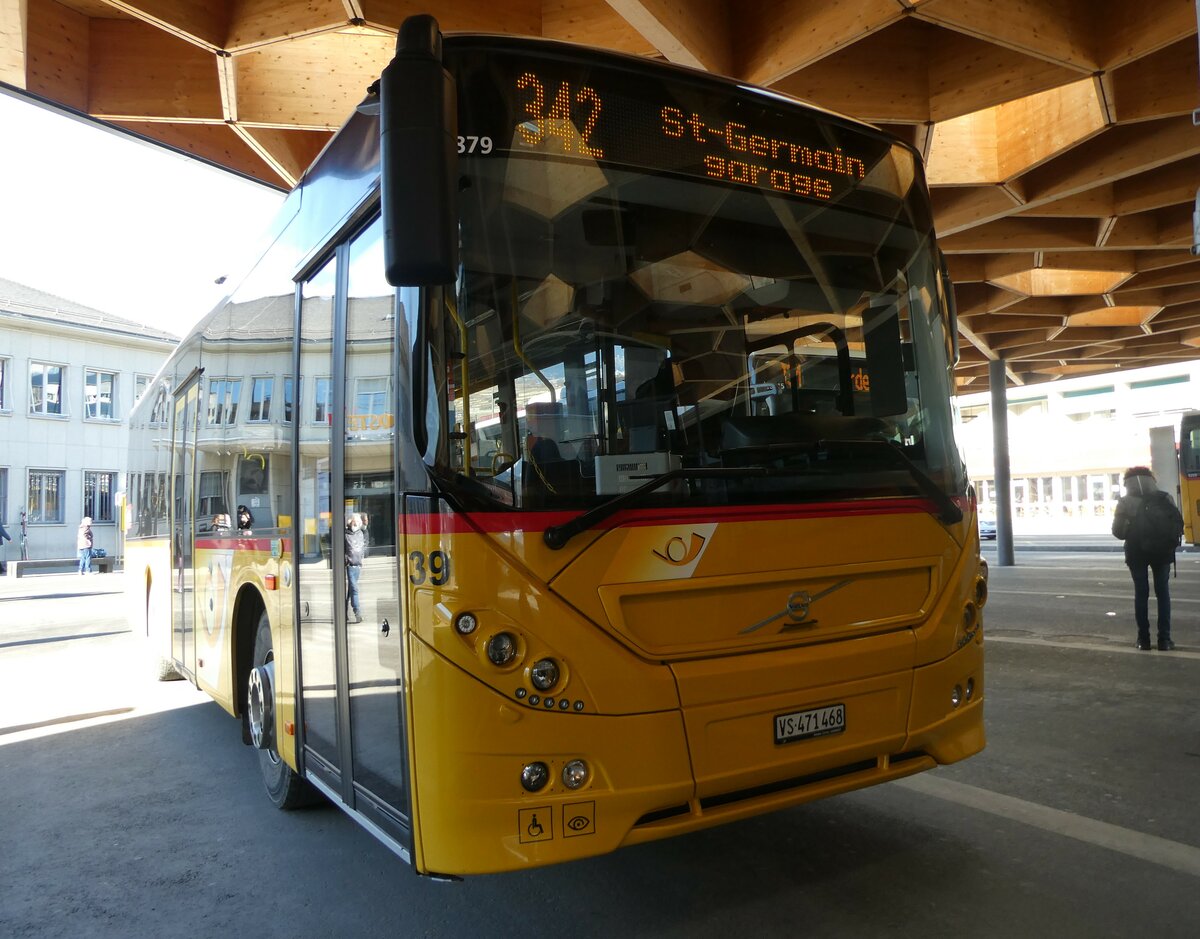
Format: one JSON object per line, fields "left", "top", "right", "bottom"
{"left": 77, "top": 516, "right": 94, "bottom": 575}
{"left": 0, "top": 518, "right": 12, "bottom": 575}
{"left": 345, "top": 513, "right": 365, "bottom": 624}
{"left": 237, "top": 505, "right": 254, "bottom": 532}
{"left": 1112, "top": 466, "right": 1184, "bottom": 651}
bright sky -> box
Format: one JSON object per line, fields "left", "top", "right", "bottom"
{"left": 0, "top": 91, "right": 286, "bottom": 337}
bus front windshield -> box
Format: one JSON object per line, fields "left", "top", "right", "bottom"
{"left": 425, "top": 48, "right": 963, "bottom": 514}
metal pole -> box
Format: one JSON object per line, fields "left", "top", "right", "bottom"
{"left": 989, "top": 358, "right": 1015, "bottom": 566}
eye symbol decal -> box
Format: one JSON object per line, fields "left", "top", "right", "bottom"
{"left": 653, "top": 532, "right": 707, "bottom": 566}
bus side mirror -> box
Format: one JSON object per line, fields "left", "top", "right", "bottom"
{"left": 380, "top": 15, "right": 458, "bottom": 286}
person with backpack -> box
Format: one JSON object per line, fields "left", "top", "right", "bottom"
{"left": 1112, "top": 466, "right": 1185, "bottom": 651}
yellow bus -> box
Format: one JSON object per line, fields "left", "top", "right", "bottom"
{"left": 124, "top": 15, "right": 986, "bottom": 877}
{"left": 1178, "top": 411, "right": 1200, "bottom": 544}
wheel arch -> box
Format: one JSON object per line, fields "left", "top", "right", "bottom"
{"left": 232, "top": 583, "right": 267, "bottom": 720}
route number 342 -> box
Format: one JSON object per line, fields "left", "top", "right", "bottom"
{"left": 409, "top": 550, "right": 451, "bottom": 586}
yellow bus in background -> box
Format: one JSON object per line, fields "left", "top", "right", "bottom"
{"left": 125, "top": 16, "right": 985, "bottom": 877}
{"left": 1177, "top": 411, "right": 1200, "bottom": 544}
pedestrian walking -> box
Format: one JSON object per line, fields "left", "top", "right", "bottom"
{"left": 77, "top": 516, "right": 94, "bottom": 575}
{"left": 1112, "top": 466, "right": 1185, "bottom": 650}
{"left": 345, "top": 513, "right": 365, "bottom": 624}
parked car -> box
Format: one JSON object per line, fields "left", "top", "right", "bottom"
{"left": 978, "top": 517, "right": 997, "bottom": 540}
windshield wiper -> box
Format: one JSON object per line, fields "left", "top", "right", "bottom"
{"left": 542, "top": 439, "right": 962, "bottom": 550}
{"left": 817, "top": 438, "right": 963, "bottom": 526}
{"left": 543, "top": 467, "right": 772, "bottom": 549}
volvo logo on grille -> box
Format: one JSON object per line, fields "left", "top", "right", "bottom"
{"left": 740, "top": 579, "right": 852, "bottom": 635}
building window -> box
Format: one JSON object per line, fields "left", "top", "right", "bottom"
{"left": 84, "top": 471, "right": 117, "bottom": 523}
{"left": 150, "top": 384, "right": 170, "bottom": 425}
{"left": 207, "top": 378, "right": 242, "bottom": 425}
{"left": 249, "top": 377, "right": 274, "bottom": 422}
{"left": 134, "top": 374, "right": 153, "bottom": 404}
{"left": 283, "top": 377, "right": 295, "bottom": 423}
{"left": 0, "top": 356, "right": 9, "bottom": 409}
{"left": 85, "top": 369, "right": 118, "bottom": 420}
{"left": 29, "top": 362, "right": 65, "bottom": 415}
{"left": 349, "top": 376, "right": 390, "bottom": 432}
{"left": 27, "top": 469, "right": 65, "bottom": 523}
{"left": 1009, "top": 396, "right": 1047, "bottom": 416}
{"left": 198, "top": 471, "right": 229, "bottom": 520}
{"left": 313, "top": 377, "right": 332, "bottom": 424}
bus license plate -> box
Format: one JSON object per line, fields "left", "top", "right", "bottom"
{"left": 774, "top": 704, "right": 846, "bottom": 745}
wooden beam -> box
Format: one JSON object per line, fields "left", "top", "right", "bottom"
{"left": 1039, "top": 250, "right": 1137, "bottom": 272}
{"left": 769, "top": 19, "right": 930, "bottom": 123}
{"left": 931, "top": 184, "right": 1022, "bottom": 235}
{"left": 606, "top": 0, "right": 732, "bottom": 74}
{"left": 542, "top": 0, "right": 656, "bottom": 55}
{"left": 939, "top": 217, "right": 1102, "bottom": 252}
{"left": 1018, "top": 116, "right": 1200, "bottom": 207}
{"left": 230, "top": 124, "right": 330, "bottom": 186}
{"left": 112, "top": 118, "right": 289, "bottom": 187}
{"left": 952, "top": 281, "right": 1025, "bottom": 315}
{"left": 966, "top": 314, "right": 1067, "bottom": 333}
{"left": 736, "top": 0, "right": 902, "bottom": 87}
{"left": 89, "top": 19, "right": 222, "bottom": 121}
{"left": 358, "top": 0, "right": 541, "bottom": 39}
{"left": 912, "top": 0, "right": 1097, "bottom": 72}
{"left": 1095, "top": 0, "right": 1198, "bottom": 69}
{"left": 1114, "top": 156, "right": 1200, "bottom": 215}
{"left": 226, "top": 0, "right": 356, "bottom": 53}
{"left": 0, "top": 0, "right": 27, "bottom": 89}
{"left": 24, "top": 0, "right": 89, "bottom": 110}
{"left": 1109, "top": 36, "right": 1197, "bottom": 123}
{"left": 101, "top": 1, "right": 232, "bottom": 53}
{"left": 1015, "top": 188, "right": 1113, "bottom": 219}
{"left": 928, "top": 27, "right": 1085, "bottom": 122}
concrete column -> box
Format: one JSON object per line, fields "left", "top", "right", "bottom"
{"left": 989, "top": 358, "right": 1015, "bottom": 566}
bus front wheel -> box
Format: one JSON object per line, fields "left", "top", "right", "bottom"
{"left": 250, "top": 612, "right": 320, "bottom": 810}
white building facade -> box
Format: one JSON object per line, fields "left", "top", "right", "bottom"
{"left": 955, "top": 361, "right": 1198, "bottom": 532}
{"left": 0, "top": 278, "right": 176, "bottom": 562}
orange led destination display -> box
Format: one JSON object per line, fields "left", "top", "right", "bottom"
{"left": 457, "top": 55, "right": 887, "bottom": 203}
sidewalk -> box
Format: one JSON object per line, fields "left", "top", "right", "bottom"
{"left": 0, "top": 569, "right": 125, "bottom": 599}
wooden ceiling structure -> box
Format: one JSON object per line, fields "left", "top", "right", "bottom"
{"left": 2, "top": 1, "right": 1199, "bottom": 392}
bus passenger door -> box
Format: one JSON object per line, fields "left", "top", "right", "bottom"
{"left": 295, "top": 219, "right": 412, "bottom": 852}
{"left": 342, "top": 219, "right": 409, "bottom": 840}
{"left": 171, "top": 378, "right": 201, "bottom": 677}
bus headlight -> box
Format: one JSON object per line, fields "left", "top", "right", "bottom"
{"left": 562, "top": 759, "right": 589, "bottom": 790}
{"left": 521, "top": 761, "right": 549, "bottom": 792}
{"left": 487, "top": 632, "right": 517, "bottom": 666}
{"left": 530, "top": 658, "right": 559, "bottom": 691}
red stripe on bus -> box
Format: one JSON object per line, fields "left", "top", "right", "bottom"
{"left": 398, "top": 497, "right": 943, "bottom": 535}
{"left": 194, "top": 537, "right": 288, "bottom": 551}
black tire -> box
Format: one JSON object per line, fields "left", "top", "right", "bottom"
{"left": 251, "top": 612, "right": 322, "bottom": 809}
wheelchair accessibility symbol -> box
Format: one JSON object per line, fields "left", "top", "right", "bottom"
{"left": 518, "top": 806, "right": 553, "bottom": 844}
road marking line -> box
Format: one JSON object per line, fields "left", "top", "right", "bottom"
{"left": 990, "top": 588, "right": 1200, "bottom": 605}
{"left": 898, "top": 774, "right": 1200, "bottom": 878}
{"left": 985, "top": 635, "right": 1200, "bottom": 659}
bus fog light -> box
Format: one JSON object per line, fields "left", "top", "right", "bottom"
{"left": 965, "top": 677, "right": 975, "bottom": 701}
{"left": 455, "top": 612, "right": 478, "bottom": 635}
{"left": 562, "top": 759, "right": 589, "bottom": 790}
{"left": 962, "top": 603, "right": 977, "bottom": 630}
{"left": 487, "top": 632, "right": 517, "bottom": 666}
{"left": 530, "top": 658, "right": 559, "bottom": 691}
{"left": 951, "top": 684, "right": 963, "bottom": 708}
{"left": 521, "top": 761, "right": 549, "bottom": 792}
